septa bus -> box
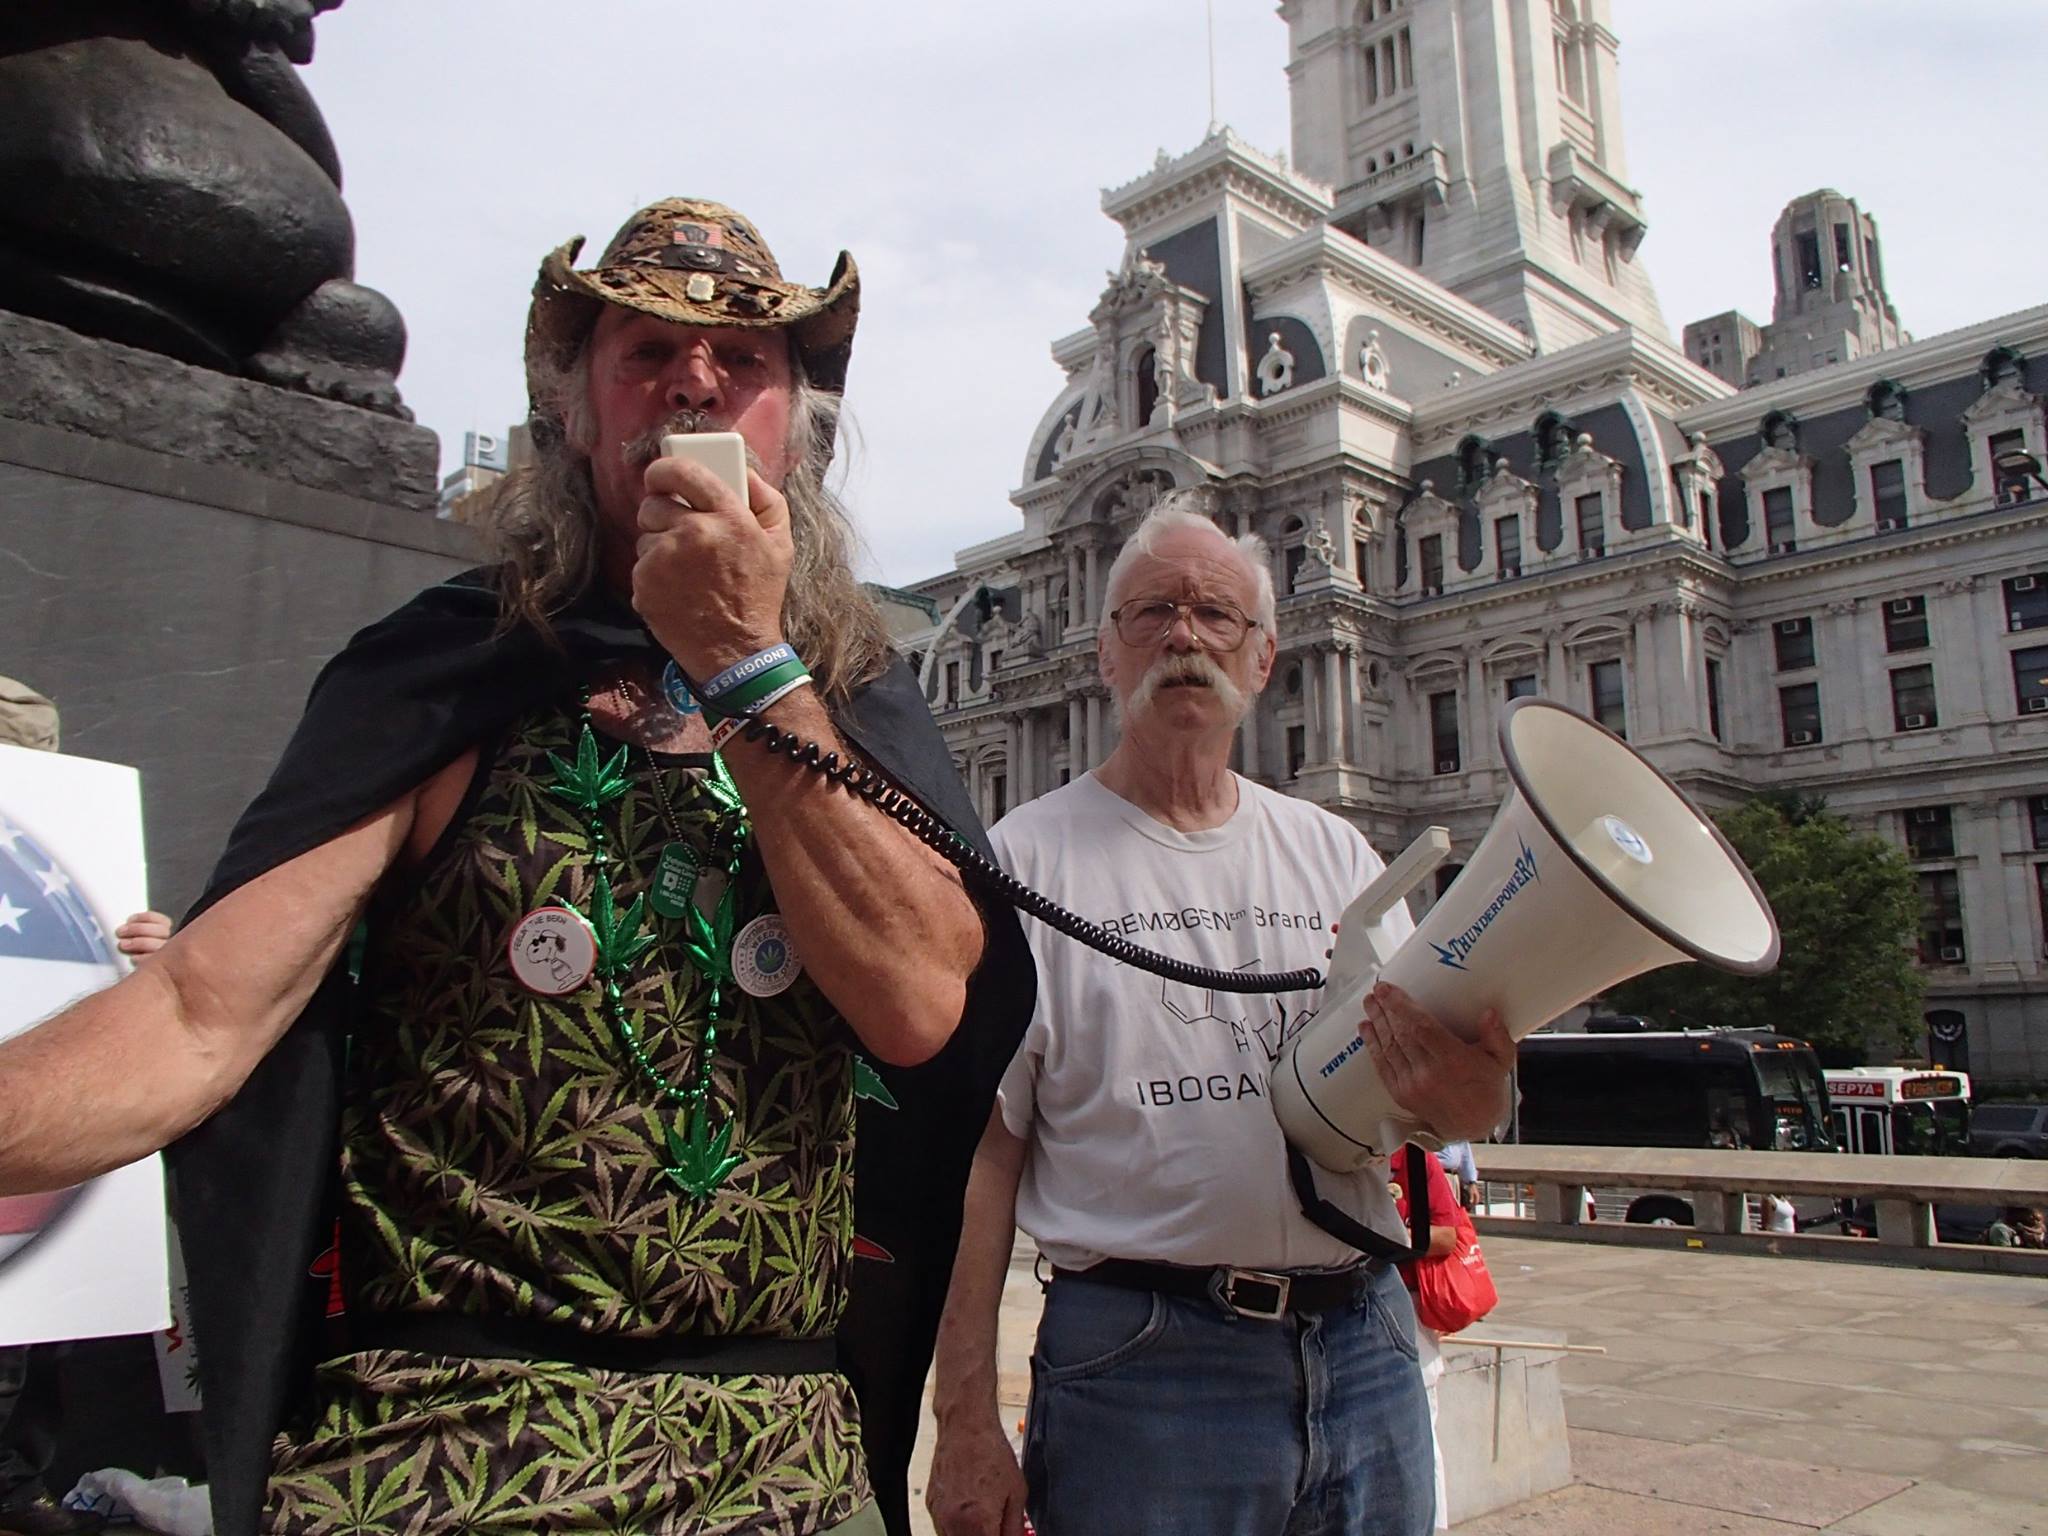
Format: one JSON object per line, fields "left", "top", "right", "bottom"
{"left": 1823, "top": 1067, "right": 1972, "bottom": 1156}
{"left": 1507, "top": 1028, "right": 1834, "bottom": 1225}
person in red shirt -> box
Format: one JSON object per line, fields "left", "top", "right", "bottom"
{"left": 1391, "top": 1149, "right": 1464, "bottom": 1532}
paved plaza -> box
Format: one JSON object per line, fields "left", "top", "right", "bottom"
{"left": 909, "top": 1232, "right": 2048, "bottom": 1534}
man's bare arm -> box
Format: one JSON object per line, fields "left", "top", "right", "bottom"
{"left": 0, "top": 794, "right": 415, "bottom": 1194}
{"left": 927, "top": 1104, "right": 1031, "bottom": 1536}
{"left": 722, "top": 683, "right": 985, "bottom": 1068}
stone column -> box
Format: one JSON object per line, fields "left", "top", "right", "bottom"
{"left": 1958, "top": 801, "right": 2012, "bottom": 968}
{"left": 1465, "top": 646, "right": 1488, "bottom": 765}
{"left": 1002, "top": 719, "right": 1020, "bottom": 815}
{"left": 1018, "top": 709, "right": 1037, "bottom": 803}
{"left": 1631, "top": 606, "right": 1661, "bottom": 740}
{"left": 1952, "top": 577, "right": 1995, "bottom": 725}
{"left": 1545, "top": 627, "right": 1568, "bottom": 698}
{"left": 1820, "top": 598, "right": 1866, "bottom": 743}
{"left": 1324, "top": 645, "right": 1346, "bottom": 767}
{"left": 1064, "top": 547, "right": 1083, "bottom": 637}
{"left": 1084, "top": 543, "right": 1103, "bottom": 628}
{"left": 1301, "top": 648, "right": 1324, "bottom": 763}
{"left": 1067, "top": 694, "right": 1085, "bottom": 775}
{"left": 1085, "top": 690, "right": 1105, "bottom": 766}
{"left": 1241, "top": 692, "right": 1262, "bottom": 779}
{"left": 1672, "top": 602, "right": 1705, "bottom": 737}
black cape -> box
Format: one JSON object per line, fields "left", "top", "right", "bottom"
{"left": 164, "top": 570, "right": 1035, "bottom": 1536}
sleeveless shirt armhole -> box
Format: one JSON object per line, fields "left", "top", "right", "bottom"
{"left": 372, "top": 723, "right": 505, "bottom": 918}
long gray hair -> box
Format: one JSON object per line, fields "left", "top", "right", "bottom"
{"left": 491, "top": 341, "right": 894, "bottom": 702}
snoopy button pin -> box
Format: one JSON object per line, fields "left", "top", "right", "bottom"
{"left": 507, "top": 906, "right": 599, "bottom": 996}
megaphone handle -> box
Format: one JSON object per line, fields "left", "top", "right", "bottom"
{"left": 1350, "top": 826, "right": 1454, "bottom": 929}
{"left": 1285, "top": 1143, "right": 1431, "bottom": 1266}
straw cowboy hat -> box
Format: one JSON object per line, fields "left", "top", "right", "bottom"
{"left": 525, "top": 197, "right": 860, "bottom": 401}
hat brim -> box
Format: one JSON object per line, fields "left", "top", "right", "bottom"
{"left": 526, "top": 238, "right": 860, "bottom": 400}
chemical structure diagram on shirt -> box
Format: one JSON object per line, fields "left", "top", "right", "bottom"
{"left": 1160, "top": 959, "right": 1321, "bottom": 1066}
{"left": 1100, "top": 895, "right": 1328, "bottom": 1111}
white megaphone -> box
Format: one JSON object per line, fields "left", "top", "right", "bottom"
{"left": 1270, "top": 698, "right": 1780, "bottom": 1171}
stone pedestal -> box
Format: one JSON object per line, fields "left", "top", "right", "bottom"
{"left": 0, "top": 311, "right": 476, "bottom": 915}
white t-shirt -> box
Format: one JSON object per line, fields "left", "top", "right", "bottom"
{"left": 992, "top": 771, "right": 1415, "bottom": 1271}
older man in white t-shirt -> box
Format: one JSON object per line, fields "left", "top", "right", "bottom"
{"left": 926, "top": 501, "right": 1514, "bottom": 1536}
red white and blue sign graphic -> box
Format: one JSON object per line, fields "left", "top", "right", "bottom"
{"left": 0, "top": 812, "right": 122, "bottom": 1268}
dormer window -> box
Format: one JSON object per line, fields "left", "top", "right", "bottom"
{"left": 1575, "top": 494, "right": 1605, "bottom": 558}
{"left": 1419, "top": 534, "right": 1444, "bottom": 596}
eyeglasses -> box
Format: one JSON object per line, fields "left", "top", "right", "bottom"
{"left": 1110, "top": 599, "right": 1258, "bottom": 651}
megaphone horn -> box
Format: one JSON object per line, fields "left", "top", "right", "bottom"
{"left": 1271, "top": 698, "right": 1780, "bottom": 1170}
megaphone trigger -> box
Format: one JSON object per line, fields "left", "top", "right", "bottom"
{"left": 1271, "top": 698, "right": 1781, "bottom": 1173}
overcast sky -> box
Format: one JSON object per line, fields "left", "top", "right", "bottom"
{"left": 302, "top": 1, "right": 2046, "bottom": 588}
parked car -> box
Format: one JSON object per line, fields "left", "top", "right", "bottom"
{"left": 1970, "top": 1102, "right": 2048, "bottom": 1158}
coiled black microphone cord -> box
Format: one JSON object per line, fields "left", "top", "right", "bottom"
{"left": 736, "top": 718, "right": 1325, "bottom": 995}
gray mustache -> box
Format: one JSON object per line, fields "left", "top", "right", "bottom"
{"left": 624, "top": 410, "right": 713, "bottom": 471}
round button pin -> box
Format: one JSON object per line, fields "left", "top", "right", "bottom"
{"left": 732, "top": 913, "right": 802, "bottom": 998}
{"left": 507, "top": 906, "right": 599, "bottom": 996}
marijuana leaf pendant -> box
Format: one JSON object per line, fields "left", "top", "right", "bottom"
{"left": 704, "top": 752, "right": 745, "bottom": 818}
{"left": 589, "top": 870, "right": 657, "bottom": 978}
{"left": 681, "top": 882, "right": 737, "bottom": 984}
{"left": 664, "top": 1105, "right": 741, "bottom": 1198}
{"left": 852, "top": 1056, "right": 900, "bottom": 1110}
{"left": 546, "top": 724, "right": 631, "bottom": 815}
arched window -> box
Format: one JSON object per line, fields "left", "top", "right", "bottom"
{"left": 1280, "top": 515, "right": 1307, "bottom": 593}
{"left": 1135, "top": 347, "right": 1160, "bottom": 424}
{"left": 1456, "top": 434, "right": 1496, "bottom": 495}
{"left": 1982, "top": 344, "right": 2025, "bottom": 388}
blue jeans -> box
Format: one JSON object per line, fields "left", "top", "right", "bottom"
{"left": 1023, "top": 1265, "right": 1434, "bottom": 1536}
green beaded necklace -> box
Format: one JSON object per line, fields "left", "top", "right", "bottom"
{"left": 545, "top": 693, "right": 749, "bottom": 1199}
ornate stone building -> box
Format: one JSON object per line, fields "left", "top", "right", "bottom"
{"left": 902, "top": 0, "right": 2048, "bottom": 1086}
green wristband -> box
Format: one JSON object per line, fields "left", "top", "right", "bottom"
{"left": 701, "top": 656, "right": 812, "bottom": 720}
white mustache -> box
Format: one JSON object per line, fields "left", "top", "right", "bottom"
{"left": 624, "top": 411, "right": 713, "bottom": 472}
{"left": 1127, "top": 650, "right": 1247, "bottom": 721}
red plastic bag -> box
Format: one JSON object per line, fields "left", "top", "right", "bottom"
{"left": 1411, "top": 1205, "right": 1498, "bottom": 1335}
{"left": 1390, "top": 1150, "right": 1499, "bottom": 1336}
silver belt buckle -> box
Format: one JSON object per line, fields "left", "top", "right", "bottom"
{"left": 1217, "top": 1267, "right": 1291, "bottom": 1320}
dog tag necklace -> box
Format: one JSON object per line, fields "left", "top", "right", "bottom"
{"left": 546, "top": 692, "right": 751, "bottom": 1199}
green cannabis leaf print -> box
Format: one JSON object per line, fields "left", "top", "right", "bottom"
{"left": 274, "top": 706, "right": 864, "bottom": 1534}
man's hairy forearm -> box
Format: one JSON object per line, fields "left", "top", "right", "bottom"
{"left": 723, "top": 688, "right": 984, "bottom": 1066}
{"left": 0, "top": 797, "right": 410, "bottom": 1195}
{"left": 932, "top": 1113, "right": 1028, "bottom": 1427}
{"left": 0, "top": 964, "right": 229, "bottom": 1193}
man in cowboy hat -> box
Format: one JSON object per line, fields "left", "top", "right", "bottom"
{"left": 0, "top": 199, "right": 1033, "bottom": 1536}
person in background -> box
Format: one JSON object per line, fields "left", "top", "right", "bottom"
{"left": 1436, "top": 1139, "right": 1480, "bottom": 1212}
{"left": 1985, "top": 1207, "right": 2045, "bottom": 1248}
{"left": 1393, "top": 1149, "right": 1464, "bottom": 1532}
{"left": 1760, "top": 1192, "right": 1797, "bottom": 1235}
{"left": 1, "top": 683, "right": 164, "bottom": 1536}
{"left": 925, "top": 501, "right": 1514, "bottom": 1536}
{"left": 112, "top": 915, "right": 171, "bottom": 961}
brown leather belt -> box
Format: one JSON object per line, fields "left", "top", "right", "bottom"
{"left": 1051, "top": 1257, "right": 1384, "bottom": 1321}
